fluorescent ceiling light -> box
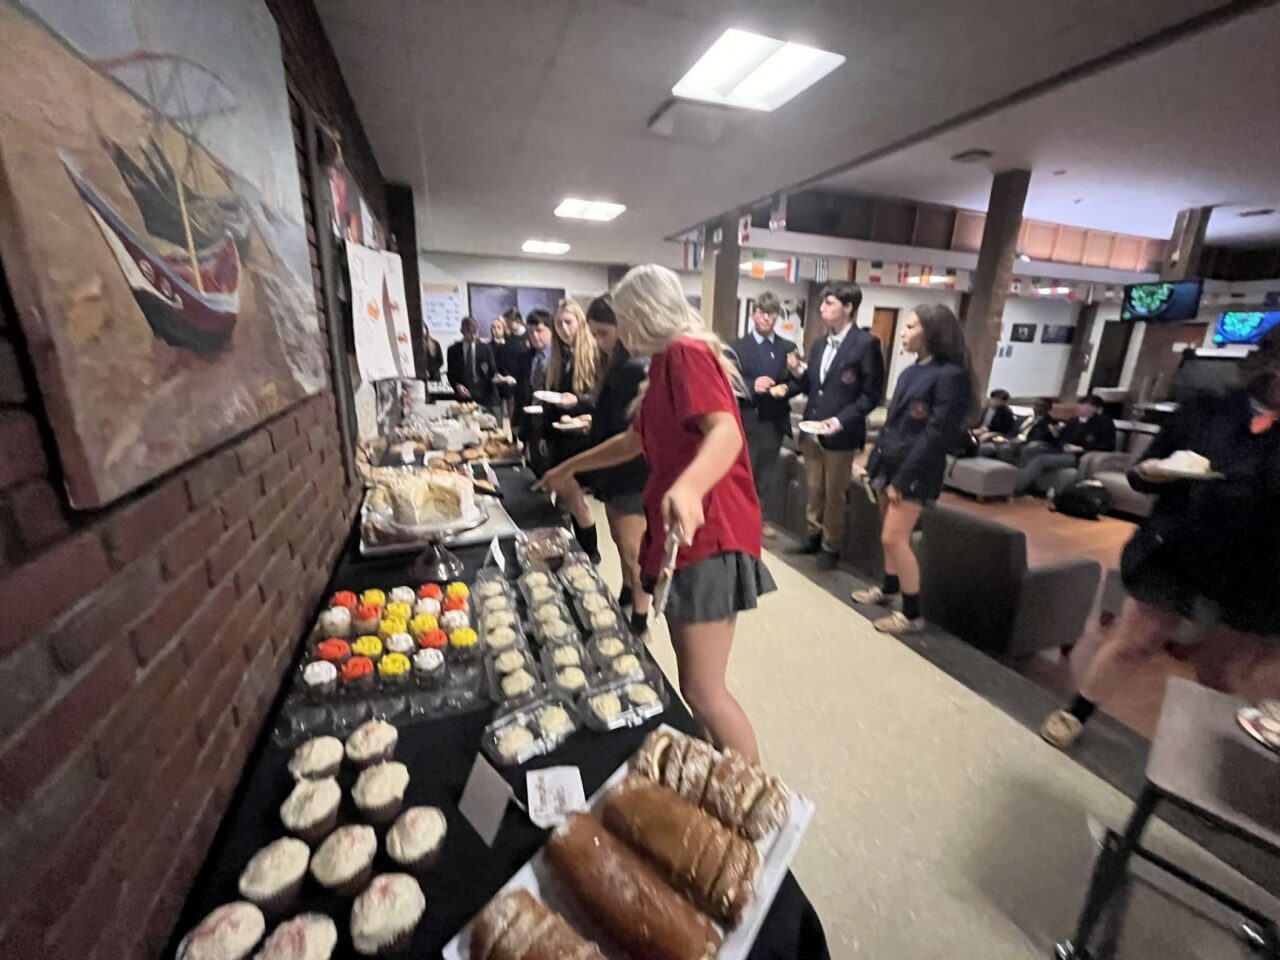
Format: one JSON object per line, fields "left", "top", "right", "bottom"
{"left": 555, "top": 198, "right": 627, "bottom": 221}
{"left": 739, "top": 259, "right": 788, "bottom": 272}
{"left": 522, "top": 239, "right": 570, "bottom": 255}
{"left": 673, "top": 28, "right": 845, "bottom": 112}
{"left": 1036, "top": 285, "right": 1073, "bottom": 295}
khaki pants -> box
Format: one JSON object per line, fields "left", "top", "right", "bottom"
{"left": 801, "top": 435, "right": 856, "bottom": 553}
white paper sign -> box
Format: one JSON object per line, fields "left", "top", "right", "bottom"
{"left": 525, "top": 766, "right": 586, "bottom": 829}
{"left": 347, "top": 243, "right": 415, "bottom": 381}
{"left": 459, "top": 753, "right": 513, "bottom": 846}
{"left": 486, "top": 535, "right": 506, "bottom": 572}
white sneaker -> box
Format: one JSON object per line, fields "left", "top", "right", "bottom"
{"left": 873, "top": 611, "right": 924, "bottom": 634}
{"left": 1040, "top": 709, "right": 1084, "bottom": 749}
{"left": 851, "top": 586, "right": 887, "bottom": 605}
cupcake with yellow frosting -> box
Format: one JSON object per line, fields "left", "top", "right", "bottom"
{"left": 378, "top": 617, "right": 407, "bottom": 640}
{"left": 377, "top": 652, "right": 412, "bottom": 687}
{"left": 448, "top": 628, "right": 479, "bottom": 658}
{"left": 384, "top": 601, "right": 412, "bottom": 623}
{"left": 445, "top": 582, "right": 469, "bottom": 600}
{"left": 361, "top": 588, "right": 387, "bottom": 607}
{"left": 408, "top": 613, "right": 438, "bottom": 638}
{"left": 352, "top": 635, "right": 383, "bottom": 660}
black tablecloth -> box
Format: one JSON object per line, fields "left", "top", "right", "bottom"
{"left": 171, "top": 467, "right": 828, "bottom": 959}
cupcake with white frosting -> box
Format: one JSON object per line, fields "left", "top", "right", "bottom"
{"left": 385, "top": 806, "right": 447, "bottom": 873}
{"left": 237, "top": 836, "right": 310, "bottom": 914}
{"left": 350, "top": 873, "right": 425, "bottom": 956}
{"left": 179, "top": 901, "right": 265, "bottom": 960}
{"left": 280, "top": 777, "right": 341, "bottom": 844}
{"left": 310, "top": 824, "right": 377, "bottom": 897}
{"left": 345, "top": 719, "right": 398, "bottom": 768}
{"left": 253, "top": 913, "right": 337, "bottom": 960}
{"left": 317, "top": 606, "right": 352, "bottom": 639}
{"left": 288, "top": 736, "right": 344, "bottom": 781}
{"left": 353, "top": 760, "right": 410, "bottom": 824}
{"left": 388, "top": 586, "right": 416, "bottom": 606}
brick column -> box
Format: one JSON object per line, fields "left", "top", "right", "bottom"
{"left": 700, "top": 215, "right": 740, "bottom": 342}
{"left": 963, "top": 169, "right": 1030, "bottom": 398}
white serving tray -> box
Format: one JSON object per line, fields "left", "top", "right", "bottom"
{"left": 443, "top": 724, "right": 815, "bottom": 960}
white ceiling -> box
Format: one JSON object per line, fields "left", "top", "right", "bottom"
{"left": 317, "top": 0, "right": 1259, "bottom": 266}
{"left": 814, "top": 2, "right": 1280, "bottom": 247}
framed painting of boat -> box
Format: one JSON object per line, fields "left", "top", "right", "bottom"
{"left": 0, "top": 0, "right": 326, "bottom": 508}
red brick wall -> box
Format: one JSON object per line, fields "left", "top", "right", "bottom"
{"left": 0, "top": 2, "right": 383, "bottom": 956}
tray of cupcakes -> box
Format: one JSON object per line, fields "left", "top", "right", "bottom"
{"left": 273, "top": 583, "right": 488, "bottom": 745}
{"left": 443, "top": 726, "right": 814, "bottom": 960}
{"left": 177, "top": 719, "right": 447, "bottom": 959}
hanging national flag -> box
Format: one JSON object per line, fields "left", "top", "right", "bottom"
{"left": 682, "top": 241, "right": 702, "bottom": 271}
{"left": 942, "top": 267, "right": 957, "bottom": 288}
{"left": 863, "top": 259, "right": 886, "bottom": 284}
{"left": 845, "top": 259, "right": 856, "bottom": 281}
{"left": 750, "top": 250, "right": 766, "bottom": 279}
{"left": 739, "top": 215, "right": 752, "bottom": 245}
{"left": 815, "top": 258, "right": 830, "bottom": 283}
{"left": 784, "top": 257, "right": 801, "bottom": 283}
{"left": 897, "top": 263, "right": 912, "bottom": 285}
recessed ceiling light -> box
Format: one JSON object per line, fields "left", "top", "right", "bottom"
{"left": 555, "top": 198, "right": 627, "bottom": 221}
{"left": 1239, "top": 207, "right": 1276, "bottom": 218}
{"left": 673, "top": 28, "right": 845, "bottom": 112}
{"left": 950, "top": 148, "right": 993, "bottom": 163}
{"left": 522, "top": 239, "right": 570, "bottom": 255}
{"left": 739, "top": 259, "right": 789, "bottom": 272}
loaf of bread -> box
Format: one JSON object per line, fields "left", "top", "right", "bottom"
{"left": 469, "top": 888, "right": 604, "bottom": 960}
{"left": 545, "top": 812, "right": 722, "bottom": 960}
{"left": 632, "top": 730, "right": 790, "bottom": 840}
{"left": 602, "top": 774, "right": 758, "bottom": 927}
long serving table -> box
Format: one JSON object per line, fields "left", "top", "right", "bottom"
{"left": 170, "top": 466, "right": 830, "bottom": 959}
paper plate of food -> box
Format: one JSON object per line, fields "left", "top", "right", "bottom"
{"left": 797, "top": 420, "right": 834, "bottom": 436}
{"left": 533, "top": 390, "right": 569, "bottom": 405}
{"left": 1141, "top": 450, "right": 1224, "bottom": 480}
{"left": 1237, "top": 700, "right": 1280, "bottom": 753}
{"left": 552, "top": 415, "right": 592, "bottom": 432}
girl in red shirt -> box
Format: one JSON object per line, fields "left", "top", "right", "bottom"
{"left": 540, "top": 264, "right": 775, "bottom": 761}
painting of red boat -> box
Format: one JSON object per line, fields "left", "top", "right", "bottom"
{"left": 0, "top": 0, "right": 326, "bottom": 507}
{"left": 62, "top": 156, "right": 241, "bottom": 356}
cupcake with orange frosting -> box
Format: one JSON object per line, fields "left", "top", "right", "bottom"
{"left": 340, "top": 656, "right": 375, "bottom": 691}
{"left": 417, "top": 583, "right": 443, "bottom": 601}
{"left": 442, "top": 595, "right": 467, "bottom": 613}
{"left": 418, "top": 629, "right": 448, "bottom": 650}
{"left": 316, "top": 638, "right": 351, "bottom": 664}
{"left": 353, "top": 604, "right": 382, "bottom": 635}
{"left": 330, "top": 590, "right": 358, "bottom": 610}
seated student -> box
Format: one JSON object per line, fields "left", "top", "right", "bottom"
{"left": 974, "top": 388, "right": 1016, "bottom": 440}
{"left": 978, "top": 397, "right": 1058, "bottom": 463}
{"left": 1013, "top": 395, "right": 1116, "bottom": 495}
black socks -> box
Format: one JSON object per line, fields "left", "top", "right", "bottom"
{"left": 571, "top": 518, "right": 601, "bottom": 563}
{"left": 882, "top": 574, "right": 901, "bottom": 595}
{"left": 1068, "top": 695, "right": 1097, "bottom": 724}
{"left": 902, "top": 593, "right": 921, "bottom": 620}
{"left": 629, "top": 610, "right": 648, "bottom": 636}
{"left": 618, "top": 585, "right": 634, "bottom": 609}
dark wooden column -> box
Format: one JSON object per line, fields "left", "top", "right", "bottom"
{"left": 1061, "top": 302, "right": 1098, "bottom": 400}
{"left": 963, "top": 169, "right": 1030, "bottom": 398}
{"left": 700, "top": 215, "right": 740, "bottom": 342}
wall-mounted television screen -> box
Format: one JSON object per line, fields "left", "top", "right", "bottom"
{"left": 1214, "top": 310, "right": 1280, "bottom": 346}
{"left": 1120, "top": 280, "right": 1203, "bottom": 323}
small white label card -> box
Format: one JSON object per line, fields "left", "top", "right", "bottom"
{"left": 459, "top": 753, "right": 514, "bottom": 846}
{"left": 525, "top": 766, "right": 586, "bottom": 829}
{"left": 486, "top": 535, "right": 506, "bottom": 572}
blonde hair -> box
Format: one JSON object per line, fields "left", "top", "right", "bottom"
{"left": 610, "top": 264, "right": 745, "bottom": 397}
{"left": 549, "top": 298, "right": 600, "bottom": 395}
{"left": 490, "top": 317, "right": 507, "bottom": 342}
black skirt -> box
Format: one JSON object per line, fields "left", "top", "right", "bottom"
{"left": 644, "top": 551, "right": 776, "bottom": 626}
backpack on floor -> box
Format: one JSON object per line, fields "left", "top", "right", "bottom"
{"left": 1051, "top": 480, "right": 1112, "bottom": 520}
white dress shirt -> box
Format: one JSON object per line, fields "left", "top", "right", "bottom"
{"left": 819, "top": 328, "right": 847, "bottom": 382}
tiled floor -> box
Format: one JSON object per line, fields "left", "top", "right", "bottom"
{"left": 587, "top": 504, "right": 1277, "bottom": 958}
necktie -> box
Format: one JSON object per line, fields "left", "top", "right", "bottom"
{"left": 820, "top": 336, "right": 841, "bottom": 381}
{"left": 532, "top": 353, "right": 545, "bottom": 392}
{"left": 466, "top": 342, "right": 475, "bottom": 380}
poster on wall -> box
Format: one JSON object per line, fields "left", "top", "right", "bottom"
{"left": 1041, "top": 324, "right": 1075, "bottom": 344}
{"left": 347, "top": 243, "right": 414, "bottom": 381}
{"left": 422, "top": 281, "right": 464, "bottom": 344}
{"left": 467, "top": 283, "right": 565, "bottom": 336}
{"left": 328, "top": 161, "right": 363, "bottom": 244}
{"left": 1010, "top": 323, "right": 1037, "bottom": 343}
{"left": 0, "top": 0, "right": 326, "bottom": 508}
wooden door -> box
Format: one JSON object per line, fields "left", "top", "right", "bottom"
{"left": 1089, "top": 321, "right": 1133, "bottom": 391}
{"left": 870, "top": 307, "right": 897, "bottom": 370}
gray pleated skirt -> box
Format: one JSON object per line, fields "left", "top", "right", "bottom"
{"left": 649, "top": 551, "right": 777, "bottom": 626}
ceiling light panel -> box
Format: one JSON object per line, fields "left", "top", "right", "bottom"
{"left": 673, "top": 29, "right": 845, "bottom": 112}
{"left": 555, "top": 198, "right": 626, "bottom": 221}
{"left": 522, "top": 239, "right": 570, "bottom": 255}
